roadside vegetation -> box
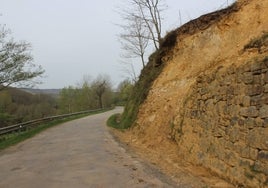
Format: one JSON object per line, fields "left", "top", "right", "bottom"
{"left": 110, "top": 50, "right": 166, "bottom": 129}
{"left": 107, "top": 0, "right": 168, "bottom": 129}
{"left": 0, "top": 109, "right": 111, "bottom": 151}
{"left": 0, "top": 74, "right": 134, "bottom": 128}
{"left": 0, "top": 88, "right": 57, "bottom": 127}
{"left": 107, "top": 113, "right": 122, "bottom": 129}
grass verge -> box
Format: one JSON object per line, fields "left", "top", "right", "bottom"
{"left": 107, "top": 113, "right": 123, "bottom": 129}
{"left": 0, "top": 109, "right": 111, "bottom": 151}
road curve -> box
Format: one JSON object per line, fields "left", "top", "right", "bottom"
{"left": 0, "top": 107, "right": 177, "bottom": 188}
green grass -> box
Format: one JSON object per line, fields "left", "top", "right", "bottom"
{"left": 0, "top": 109, "right": 111, "bottom": 151}
{"left": 107, "top": 113, "right": 123, "bottom": 129}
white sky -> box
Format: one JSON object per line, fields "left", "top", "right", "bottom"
{"left": 1, "top": 0, "right": 235, "bottom": 89}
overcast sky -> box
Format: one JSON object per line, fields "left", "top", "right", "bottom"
{"left": 1, "top": 0, "right": 235, "bottom": 89}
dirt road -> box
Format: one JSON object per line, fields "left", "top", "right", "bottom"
{"left": 0, "top": 107, "right": 178, "bottom": 188}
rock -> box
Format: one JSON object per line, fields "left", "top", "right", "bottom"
{"left": 264, "top": 84, "right": 268, "bottom": 93}
{"left": 242, "top": 96, "right": 251, "bottom": 107}
{"left": 258, "top": 150, "right": 268, "bottom": 161}
{"left": 240, "top": 107, "right": 259, "bottom": 117}
{"left": 243, "top": 72, "right": 253, "bottom": 84}
{"left": 247, "top": 85, "right": 263, "bottom": 96}
{"left": 259, "top": 105, "right": 268, "bottom": 118}
{"left": 264, "top": 72, "right": 268, "bottom": 83}
{"left": 244, "top": 118, "right": 256, "bottom": 129}
{"left": 250, "top": 96, "right": 261, "bottom": 106}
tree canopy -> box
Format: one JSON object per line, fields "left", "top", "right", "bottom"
{"left": 0, "top": 25, "right": 44, "bottom": 90}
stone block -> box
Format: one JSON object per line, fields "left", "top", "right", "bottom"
{"left": 229, "top": 127, "right": 240, "bottom": 143}
{"left": 253, "top": 75, "right": 262, "bottom": 84}
{"left": 228, "top": 105, "right": 240, "bottom": 116}
{"left": 240, "top": 107, "right": 259, "bottom": 118}
{"left": 245, "top": 118, "right": 255, "bottom": 129}
{"left": 238, "top": 118, "right": 245, "bottom": 126}
{"left": 190, "top": 110, "right": 200, "bottom": 119}
{"left": 219, "top": 117, "right": 229, "bottom": 127}
{"left": 264, "top": 84, "right": 268, "bottom": 93}
{"left": 227, "top": 66, "right": 235, "bottom": 75}
{"left": 242, "top": 64, "right": 251, "bottom": 72}
{"left": 262, "top": 68, "right": 268, "bottom": 74}
{"left": 258, "top": 151, "right": 268, "bottom": 162}
{"left": 255, "top": 117, "right": 264, "bottom": 127}
{"left": 236, "top": 69, "right": 243, "bottom": 83}
{"left": 249, "top": 148, "right": 258, "bottom": 160}
{"left": 247, "top": 128, "right": 268, "bottom": 150}
{"left": 199, "top": 87, "right": 208, "bottom": 95}
{"left": 215, "top": 146, "right": 226, "bottom": 161}
{"left": 264, "top": 72, "right": 268, "bottom": 83}
{"left": 239, "top": 158, "right": 254, "bottom": 170}
{"left": 253, "top": 70, "right": 262, "bottom": 75}
{"left": 226, "top": 86, "right": 235, "bottom": 95}
{"left": 216, "top": 101, "right": 226, "bottom": 114}
{"left": 196, "top": 76, "right": 203, "bottom": 83}
{"left": 230, "top": 117, "right": 239, "bottom": 126}
{"left": 224, "top": 77, "right": 233, "bottom": 86}
{"left": 264, "top": 119, "right": 268, "bottom": 127}
{"left": 251, "top": 62, "right": 262, "bottom": 72}
{"left": 261, "top": 95, "right": 268, "bottom": 104}
{"left": 260, "top": 105, "right": 268, "bottom": 119}
{"left": 238, "top": 84, "right": 248, "bottom": 94}
{"left": 243, "top": 72, "right": 253, "bottom": 84}
{"left": 242, "top": 96, "right": 251, "bottom": 107}
{"left": 250, "top": 96, "right": 261, "bottom": 106}
{"left": 235, "top": 142, "right": 249, "bottom": 158}
{"left": 247, "top": 85, "right": 263, "bottom": 96}
{"left": 253, "top": 161, "right": 268, "bottom": 175}
{"left": 214, "top": 95, "right": 223, "bottom": 102}
{"left": 225, "top": 150, "right": 237, "bottom": 167}
{"left": 213, "top": 127, "right": 225, "bottom": 138}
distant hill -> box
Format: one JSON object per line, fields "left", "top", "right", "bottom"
{"left": 0, "top": 87, "right": 58, "bottom": 127}
{"left": 19, "top": 88, "right": 61, "bottom": 97}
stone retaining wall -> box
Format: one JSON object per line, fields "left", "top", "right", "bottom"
{"left": 174, "top": 57, "right": 268, "bottom": 187}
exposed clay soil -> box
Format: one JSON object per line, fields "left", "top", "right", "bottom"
{"left": 114, "top": 0, "right": 268, "bottom": 187}
{"left": 110, "top": 129, "right": 234, "bottom": 188}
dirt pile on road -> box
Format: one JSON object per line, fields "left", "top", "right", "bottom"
{"left": 117, "top": 0, "right": 268, "bottom": 187}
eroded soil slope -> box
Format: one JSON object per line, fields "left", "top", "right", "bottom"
{"left": 116, "top": 0, "right": 268, "bottom": 187}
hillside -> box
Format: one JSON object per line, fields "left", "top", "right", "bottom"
{"left": 117, "top": 0, "right": 268, "bottom": 187}
{"left": 20, "top": 88, "right": 61, "bottom": 97}
{"left": 0, "top": 88, "right": 57, "bottom": 127}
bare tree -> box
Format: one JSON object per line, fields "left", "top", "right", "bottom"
{"left": 120, "top": 60, "right": 138, "bottom": 84}
{"left": 91, "top": 74, "right": 112, "bottom": 109}
{"left": 119, "top": 15, "right": 149, "bottom": 68}
{"left": 131, "top": 0, "right": 166, "bottom": 50}
{"left": 118, "top": 0, "right": 166, "bottom": 75}
{"left": 0, "top": 25, "right": 44, "bottom": 91}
